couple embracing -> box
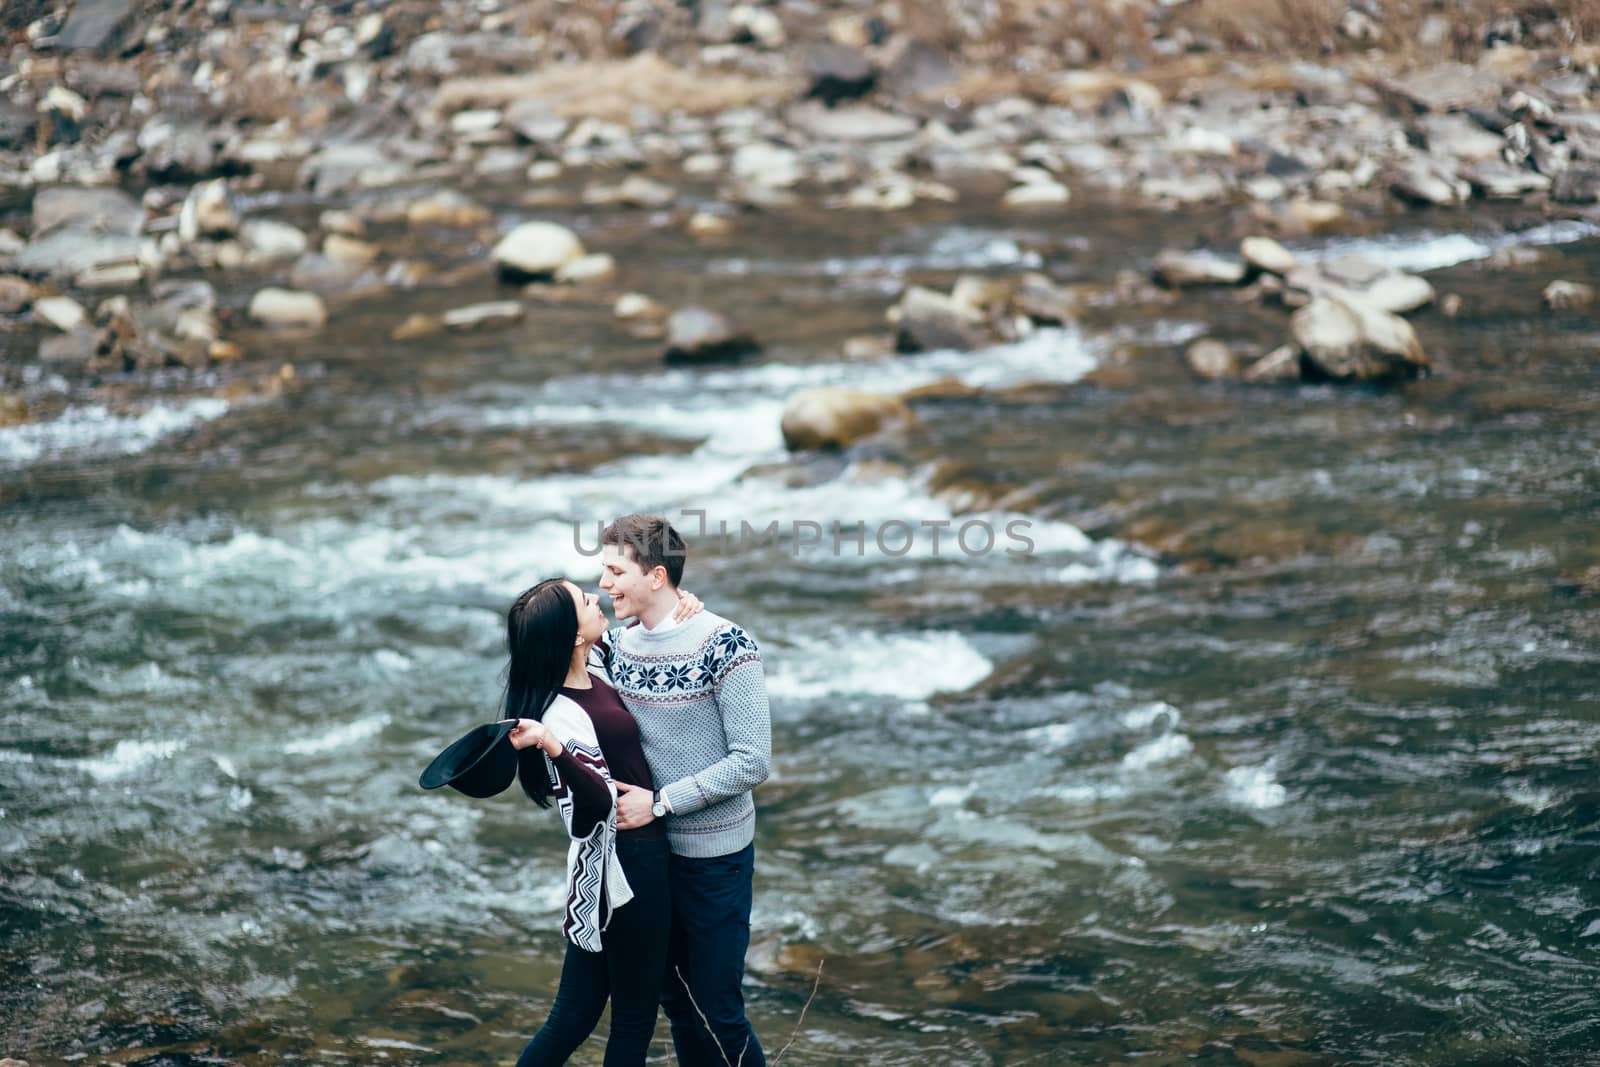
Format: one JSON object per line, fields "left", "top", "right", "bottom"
{"left": 501, "top": 512, "right": 771, "bottom": 1067}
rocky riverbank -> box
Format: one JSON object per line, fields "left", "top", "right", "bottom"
{"left": 1, "top": 0, "right": 1598, "bottom": 433}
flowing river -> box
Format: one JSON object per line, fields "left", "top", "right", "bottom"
{"left": 3, "top": 191, "right": 1599, "bottom": 1066}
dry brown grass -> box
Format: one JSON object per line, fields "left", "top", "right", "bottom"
{"left": 891, "top": 0, "right": 1593, "bottom": 68}
{"left": 432, "top": 53, "right": 799, "bottom": 121}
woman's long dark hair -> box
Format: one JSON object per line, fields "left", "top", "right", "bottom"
{"left": 504, "top": 578, "right": 579, "bottom": 808}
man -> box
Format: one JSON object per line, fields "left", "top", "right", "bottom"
{"left": 596, "top": 513, "right": 772, "bottom": 1067}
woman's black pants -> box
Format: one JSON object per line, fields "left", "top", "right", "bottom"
{"left": 515, "top": 834, "right": 672, "bottom": 1067}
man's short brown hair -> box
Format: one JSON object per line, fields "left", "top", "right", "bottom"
{"left": 601, "top": 514, "right": 687, "bottom": 587}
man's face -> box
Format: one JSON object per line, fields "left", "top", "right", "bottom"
{"left": 599, "top": 544, "right": 653, "bottom": 621}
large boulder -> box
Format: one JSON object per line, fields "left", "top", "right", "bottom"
{"left": 780, "top": 387, "right": 913, "bottom": 451}
{"left": 663, "top": 307, "right": 760, "bottom": 363}
{"left": 1291, "top": 295, "right": 1428, "bottom": 382}
{"left": 491, "top": 222, "right": 585, "bottom": 281}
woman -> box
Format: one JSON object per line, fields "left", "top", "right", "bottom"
{"left": 501, "top": 577, "right": 694, "bottom": 1066}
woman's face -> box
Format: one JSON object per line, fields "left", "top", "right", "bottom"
{"left": 563, "top": 580, "right": 608, "bottom": 647}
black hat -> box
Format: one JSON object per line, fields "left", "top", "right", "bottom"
{"left": 419, "top": 720, "right": 518, "bottom": 797}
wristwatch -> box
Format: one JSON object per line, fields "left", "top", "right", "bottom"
{"left": 651, "top": 790, "right": 668, "bottom": 819}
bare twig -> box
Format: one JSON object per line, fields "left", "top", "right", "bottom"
{"left": 672, "top": 965, "right": 750, "bottom": 1067}
{"left": 770, "top": 960, "right": 825, "bottom": 1066}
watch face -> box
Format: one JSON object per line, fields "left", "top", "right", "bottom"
{"left": 652, "top": 802, "right": 667, "bottom": 817}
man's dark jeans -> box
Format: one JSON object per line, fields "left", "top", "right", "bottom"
{"left": 661, "top": 843, "right": 765, "bottom": 1067}
{"left": 515, "top": 834, "right": 671, "bottom": 1067}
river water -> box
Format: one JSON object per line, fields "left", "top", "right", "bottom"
{"left": 3, "top": 191, "right": 1599, "bottom": 1066}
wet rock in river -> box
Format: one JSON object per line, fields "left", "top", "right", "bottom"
{"left": 805, "top": 43, "right": 875, "bottom": 104}
{"left": 32, "top": 186, "right": 142, "bottom": 235}
{"left": 664, "top": 306, "right": 760, "bottom": 363}
{"left": 891, "top": 286, "right": 993, "bottom": 353}
{"left": 780, "top": 387, "right": 912, "bottom": 451}
{"left": 178, "top": 180, "right": 240, "bottom": 244}
{"left": 1552, "top": 161, "right": 1600, "bottom": 204}
{"left": 1284, "top": 257, "right": 1434, "bottom": 314}
{"left": 1291, "top": 294, "right": 1428, "bottom": 382}
{"left": 1390, "top": 157, "right": 1469, "bottom": 206}
{"left": 443, "top": 301, "right": 523, "bottom": 330}
{"left": 136, "top": 118, "right": 218, "bottom": 180}
{"left": 1240, "top": 236, "right": 1297, "bottom": 277}
{"left": 555, "top": 253, "right": 617, "bottom": 285}
{"left": 1153, "top": 250, "right": 1247, "bottom": 288}
{"left": 54, "top": 0, "right": 137, "bottom": 53}
{"left": 249, "top": 288, "right": 328, "bottom": 328}
{"left": 732, "top": 143, "right": 804, "bottom": 189}
{"left": 1185, "top": 339, "right": 1239, "bottom": 380}
{"left": 289, "top": 253, "right": 384, "bottom": 301}
{"left": 239, "top": 219, "right": 309, "bottom": 265}
{"left": 1543, "top": 281, "right": 1595, "bottom": 310}
{"left": 34, "top": 295, "right": 88, "bottom": 332}
{"left": 614, "top": 292, "right": 667, "bottom": 321}
{"left": 405, "top": 190, "right": 492, "bottom": 227}
{"left": 391, "top": 313, "right": 442, "bottom": 341}
{"left": 1479, "top": 153, "right": 1555, "bottom": 196}
{"left": 582, "top": 175, "right": 676, "bottom": 208}
{"left": 504, "top": 100, "right": 569, "bottom": 146}
{"left": 323, "top": 234, "right": 381, "bottom": 265}
{"left": 1382, "top": 62, "right": 1503, "bottom": 114}
{"left": 789, "top": 102, "right": 918, "bottom": 142}
{"left": 881, "top": 38, "right": 957, "bottom": 101}
{"left": 1244, "top": 344, "right": 1304, "bottom": 384}
{"left": 492, "top": 222, "right": 585, "bottom": 282}
{"left": 0, "top": 276, "right": 37, "bottom": 314}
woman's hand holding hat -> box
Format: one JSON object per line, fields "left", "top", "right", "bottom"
{"left": 508, "top": 718, "right": 560, "bottom": 757}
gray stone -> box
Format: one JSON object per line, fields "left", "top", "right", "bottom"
{"left": 789, "top": 102, "right": 919, "bottom": 142}
{"left": 38, "top": 329, "right": 99, "bottom": 366}
{"left": 248, "top": 288, "right": 327, "bottom": 328}
{"left": 1285, "top": 257, "right": 1434, "bottom": 314}
{"left": 1241, "top": 236, "right": 1297, "bottom": 276}
{"left": 1383, "top": 62, "right": 1503, "bottom": 114}
{"left": 178, "top": 180, "right": 240, "bottom": 243}
{"left": 882, "top": 39, "right": 957, "bottom": 100}
{"left": 15, "top": 230, "right": 143, "bottom": 279}
{"left": 1185, "top": 339, "right": 1239, "bottom": 380}
{"left": 34, "top": 295, "right": 88, "bottom": 332}
{"left": 1243, "top": 345, "right": 1304, "bottom": 384}
{"left": 240, "top": 219, "right": 310, "bottom": 264}
{"left": 32, "top": 186, "right": 142, "bottom": 235}
{"left": 893, "top": 286, "right": 992, "bottom": 352}
{"left": 1390, "top": 158, "right": 1468, "bottom": 206}
{"left": 1153, "top": 250, "right": 1246, "bottom": 287}
{"left": 781, "top": 387, "right": 913, "bottom": 451}
{"left": 664, "top": 307, "right": 760, "bottom": 364}
{"left": 492, "top": 222, "right": 585, "bottom": 281}
{"left": 1291, "top": 295, "right": 1429, "bottom": 382}
{"left": 1543, "top": 280, "right": 1595, "bottom": 310}
{"left": 1011, "top": 274, "right": 1078, "bottom": 325}
{"left": 731, "top": 143, "right": 803, "bottom": 188}
{"left": 443, "top": 301, "right": 524, "bottom": 330}
{"left": 805, "top": 43, "right": 875, "bottom": 104}
{"left": 287, "top": 253, "right": 384, "bottom": 300}
{"left": 1553, "top": 162, "right": 1600, "bottom": 204}
{"left": 1415, "top": 113, "right": 1506, "bottom": 162}
{"left": 1463, "top": 160, "right": 1552, "bottom": 199}
{"left": 53, "top": 0, "right": 135, "bottom": 53}
{"left": 137, "top": 119, "right": 217, "bottom": 179}
{"left": 505, "top": 100, "right": 569, "bottom": 145}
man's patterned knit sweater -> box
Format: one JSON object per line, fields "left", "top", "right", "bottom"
{"left": 598, "top": 610, "right": 772, "bottom": 858}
